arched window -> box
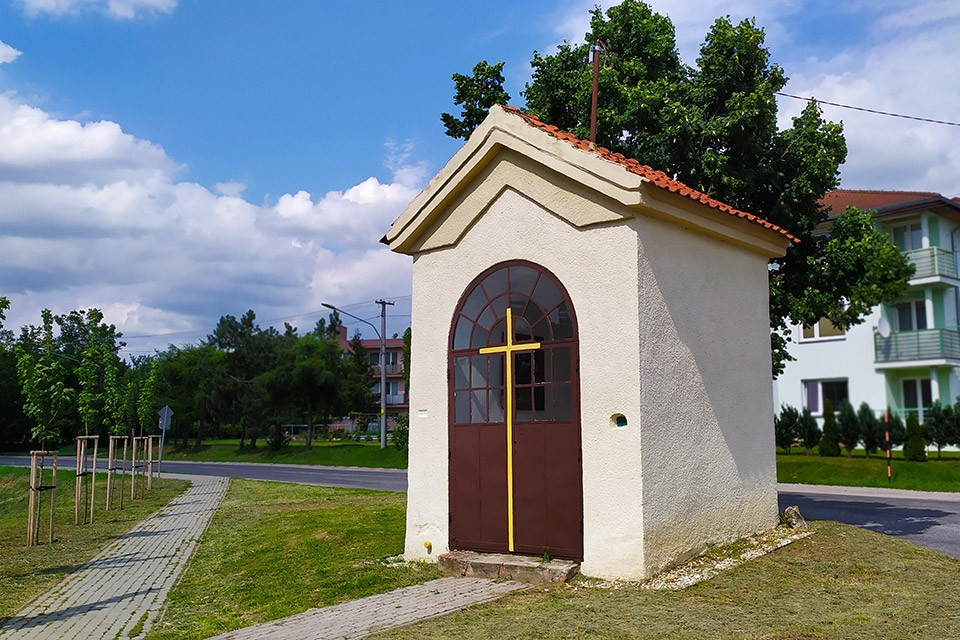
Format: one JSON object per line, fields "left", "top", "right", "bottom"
{"left": 450, "top": 261, "right": 577, "bottom": 425}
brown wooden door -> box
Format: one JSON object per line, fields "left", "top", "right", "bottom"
{"left": 449, "top": 261, "right": 582, "bottom": 561}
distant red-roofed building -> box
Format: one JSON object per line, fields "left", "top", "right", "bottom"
{"left": 775, "top": 189, "right": 960, "bottom": 426}
{"left": 335, "top": 325, "right": 408, "bottom": 424}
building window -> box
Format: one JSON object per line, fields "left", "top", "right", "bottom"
{"left": 802, "top": 379, "right": 849, "bottom": 414}
{"left": 893, "top": 222, "right": 922, "bottom": 252}
{"left": 895, "top": 301, "right": 927, "bottom": 331}
{"left": 801, "top": 317, "right": 845, "bottom": 341}
{"left": 902, "top": 378, "right": 933, "bottom": 421}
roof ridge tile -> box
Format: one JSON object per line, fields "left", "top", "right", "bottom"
{"left": 501, "top": 106, "right": 797, "bottom": 243}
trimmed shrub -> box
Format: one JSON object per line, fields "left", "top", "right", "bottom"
{"left": 837, "top": 400, "right": 860, "bottom": 457}
{"left": 884, "top": 409, "right": 906, "bottom": 448}
{"left": 775, "top": 404, "right": 800, "bottom": 454}
{"left": 925, "top": 400, "right": 954, "bottom": 459}
{"left": 858, "top": 402, "right": 881, "bottom": 457}
{"left": 799, "top": 408, "right": 820, "bottom": 454}
{"left": 903, "top": 412, "right": 927, "bottom": 462}
{"left": 818, "top": 400, "right": 841, "bottom": 457}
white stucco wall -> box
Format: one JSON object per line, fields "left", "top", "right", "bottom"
{"left": 634, "top": 215, "right": 780, "bottom": 576}
{"left": 403, "top": 187, "right": 647, "bottom": 577}
{"left": 404, "top": 180, "right": 781, "bottom": 579}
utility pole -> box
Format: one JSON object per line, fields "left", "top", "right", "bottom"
{"left": 589, "top": 40, "right": 614, "bottom": 145}
{"left": 376, "top": 299, "right": 395, "bottom": 450}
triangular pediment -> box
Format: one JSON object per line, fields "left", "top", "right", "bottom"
{"left": 384, "top": 105, "right": 792, "bottom": 257}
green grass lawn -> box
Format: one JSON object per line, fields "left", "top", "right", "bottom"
{"left": 777, "top": 449, "right": 960, "bottom": 492}
{"left": 0, "top": 466, "right": 189, "bottom": 619}
{"left": 377, "top": 521, "right": 960, "bottom": 639}
{"left": 145, "top": 479, "right": 440, "bottom": 640}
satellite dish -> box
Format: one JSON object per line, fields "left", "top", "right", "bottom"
{"left": 877, "top": 316, "right": 891, "bottom": 339}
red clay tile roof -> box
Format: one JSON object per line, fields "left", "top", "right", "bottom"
{"left": 821, "top": 189, "right": 942, "bottom": 217}
{"left": 501, "top": 106, "right": 798, "bottom": 244}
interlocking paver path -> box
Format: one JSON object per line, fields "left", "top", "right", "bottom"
{"left": 0, "top": 474, "right": 228, "bottom": 640}
{"left": 208, "top": 577, "right": 527, "bottom": 640}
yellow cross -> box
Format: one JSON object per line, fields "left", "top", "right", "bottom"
{"left": 479, "top": 307, "right": 540, "bottom": 552}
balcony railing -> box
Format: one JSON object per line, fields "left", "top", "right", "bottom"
{"left": 385, "top": 394, "right": 406, "bottom": 405}
{"left": 875, "top": 328, "right": 960, "bottom": 363}
{"left": 373, "top": 363, "right": 404, "bottom": 376}
{"left": 905, "top": 247, "right": 957, "bottom": 280}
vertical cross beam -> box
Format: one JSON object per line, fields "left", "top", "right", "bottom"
{"left": 479, "top": 308, "right": 540, "bottom": 552}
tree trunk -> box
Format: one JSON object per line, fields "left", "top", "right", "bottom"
{"left": 192, "top": 421, "right": 203, "bottom": 452}
{"left": 239, "top": 421, "right": 246, "bottom": 450}
{"left": 306, "top": 400, "right": 313, "bottom": 449}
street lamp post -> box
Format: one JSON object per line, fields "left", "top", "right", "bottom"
{"left": 321, "top": 301, "right": 393, "bottom": 449}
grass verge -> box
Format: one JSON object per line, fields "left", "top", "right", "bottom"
{"left": 35, "top": 438, "right": 409, "bottom": 469}
{"left": 378, "top": 521, "right": 960, "bottom": 639}
{"left": 0, "top": 466, "right": 189, "bottom": 619}
{"left": 145, "top": 479, "right": 439, "bottom": 640}
{"left": 777, "top": 450, "right": 960, "bottom": 491}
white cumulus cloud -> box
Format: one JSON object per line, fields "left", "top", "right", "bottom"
{"left": 18, "top": 0, "right": 176, "bottom": 19}
{"left": 0, "top": 41, "right": 21, "bottom": 65}
{"left": 0, "top": 91, "right": 421, "bottom": 352}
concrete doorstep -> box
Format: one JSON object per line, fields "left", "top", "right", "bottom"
{"left": 438, "top": 550, "right": 579, "bottom": 585}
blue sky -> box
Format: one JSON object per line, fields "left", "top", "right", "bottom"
{"left": 1, "top": 0, "right": 958, "bottom": 354}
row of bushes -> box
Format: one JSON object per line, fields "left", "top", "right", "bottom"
{"left": 775, "top": 399, "right": 960, "bottom": 462}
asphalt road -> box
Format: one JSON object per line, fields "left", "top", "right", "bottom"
{"left": 2, "top": 455, "right": 956, "bottom": 558}
{"left": 778, "top": 485, "right": 960, "bottom": 559}
{"left": 0, "top": 456, "right": 407, "bottom": 492}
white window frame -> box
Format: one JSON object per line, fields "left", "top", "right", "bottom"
{"left": 901, "top": 378, "right": 933, "bottom": 422}
{"left": 799, "top": 317, "right": 846, "bottom": 342}
{"left": 895, "top": 300, "right": 927, "bottom": 332}
{"left": 892, "top": 222, "right": 923, "bottom": 252}
{"left": 802, "top": 378, "right": 849, "bottom": 416}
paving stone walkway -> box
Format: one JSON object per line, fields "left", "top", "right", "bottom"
{"left": 0, "top": 474, "right": 228, "bottom": 640}
{"left": 207, "top": 577, "right": 528, "bottom": 640}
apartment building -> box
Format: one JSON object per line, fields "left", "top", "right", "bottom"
{"left": 774, "top": 190, "right": 960, "bottom": 423}
{"left": 335, "top": 325, "right": 408, "bottom": 417}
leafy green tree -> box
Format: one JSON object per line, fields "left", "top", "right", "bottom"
{"left": 774, "top": 404, "right": 799, "bottom": 454}
{"left": 16, "top": 309, "right": 75, "bottom": 448}
{"left": 137, "top": 359, "right": 158, "bottom": 435}
{"left": 208, "top": 310, "right": 284, "bottom": 448}
{"left": 441, "top": 60, "right": 511, "bottom": 139}
{"left": 817, "top": 400, "right": 840, "bottom": 457}
{"left": 444, "top": 1, "right": 912, "bottom": 375}
{"left": 903, "top": 412, "right": 927, "bottom": 462}
{"left": 924, "top": 400, "right": 954, "bottom": 460}
{"left": 0, "top": 297, "right": 31, "bottom": 449}
{"left": 257, "top": 332, "right": 342, "bottom": 449}
{"left": 858, "top": 403, "right": 882, "bottom": 458}
{"left": 799, "top": 408, "right": 820, "bottom": 455}
{"left": 837, "top": 400, "right": 860, "bottom": 457}
{"left": 154, "top": 344, "right": 228, "bottom": 451}
{"left": 340, "top": 331, "right": 375, "bottom": 418}
{"left": 402, "top": 327, "right": 411, "bottom": 394}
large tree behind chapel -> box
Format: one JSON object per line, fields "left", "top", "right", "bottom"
{"left": 443, "top": 0, "right": 912, "bottom": 375}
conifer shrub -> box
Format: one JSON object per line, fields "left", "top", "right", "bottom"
{"left": 837, "top": 400, "right": 860, "bottom": 457}
{"left": 925, "top": 400, "right": 955, "bottom": 459}
{"left": 858, "top": 402, "right": 881, "bottom": 457}
{"left": 799, "top": 408, "right": 820, "bottom": 454}
{"left": 903, "top": 412, "right": 927, "bottom": 462}
{"left": 818, "top": 400, "right": 841, "bottom": 457}
{"left": 884, "top": 409, "right": 906, "bottom": 448}
{"left": 775, "top": 404, "right": 800, "bottom": 454}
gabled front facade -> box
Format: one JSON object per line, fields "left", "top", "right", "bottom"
{"left": 775, "top": 190, "right": 960, "bottom": 423}
{"left": 387, "top": 105, "right": 792, "bottom": 580}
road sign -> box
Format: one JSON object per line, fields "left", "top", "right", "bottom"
{"left": 158, "top": 405, "right": 174, "bottom": 431}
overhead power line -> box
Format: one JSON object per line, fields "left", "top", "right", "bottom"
{"left": 776, "top": 92, "right": 960, "bottom": 128}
